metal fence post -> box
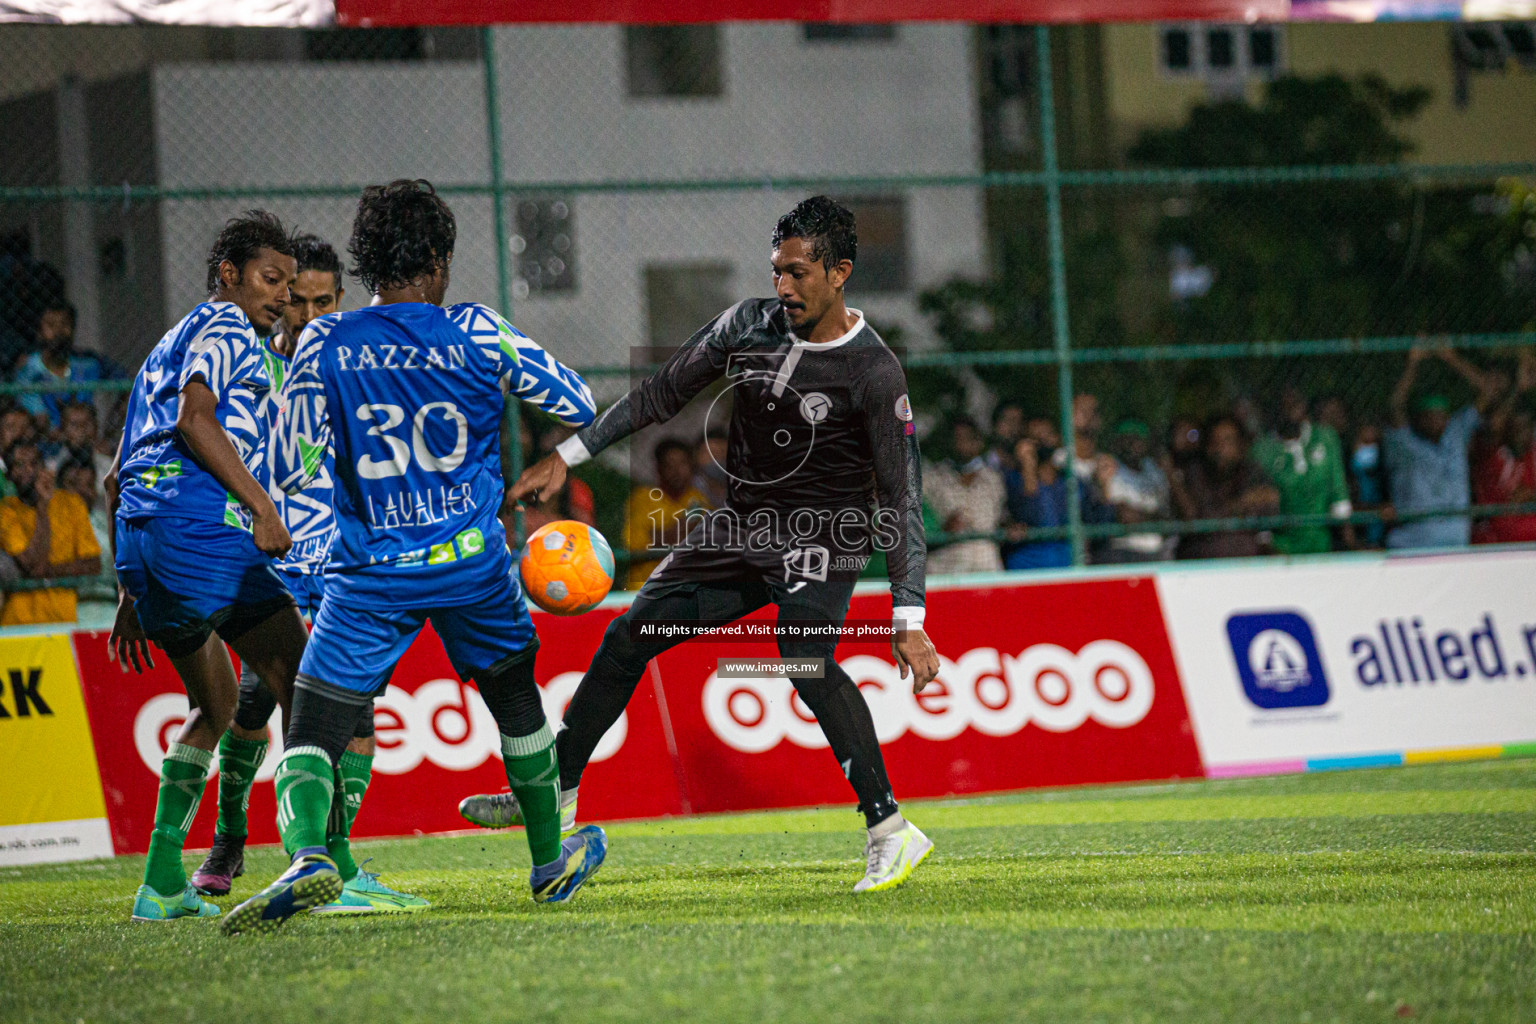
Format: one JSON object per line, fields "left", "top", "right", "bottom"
{"left": 483, "top": 26, "right": 525, "bottom": 542}
{"left": 1035, "top": 25, "right": 1084, "bottom": 566}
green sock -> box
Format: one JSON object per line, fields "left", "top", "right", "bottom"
{"left": 273, "top": 746, "right": 335, "bottom": 857}
{"left": 325, "top": 750, "right": 373, "bottom": 882}
{"left": 501, "top": 725, "right": 561, "bottom": 867}
{"left": 143, "top": 742, "right": 212, "bottom": 896}
{"left": 214, "top": 731, "right": 268, "bottom": 838}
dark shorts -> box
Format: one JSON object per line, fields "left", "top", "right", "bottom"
{"left": 629, "top": 533, "right": 859, "bottom": 652}
{"left": 641, "top": 514, "right": 868, "bottom": 596}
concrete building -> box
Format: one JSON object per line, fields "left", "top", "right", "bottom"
{"left": 0, "top": 23, "right": 986, "bottom": 370}
{"left": 1, "top": 19, "right": 1528, "bottom": 370}
{"left": 1096, "top": 21, "right": 1536, "bottom": 164}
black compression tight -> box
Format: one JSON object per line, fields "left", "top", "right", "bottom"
{"left": 474, "top": 654, "right": 548, "bottom": 739}
{"left": 556, "top": 580, "right": 898, "bottom": 827}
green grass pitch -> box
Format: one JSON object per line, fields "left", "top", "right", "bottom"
{"left": 2, "top": 759, "right": 1532, "bottom": 1023}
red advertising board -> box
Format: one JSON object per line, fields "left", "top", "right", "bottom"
{"left": 71, "top": 575, "right": 1201, "bottom": 855}
{"left": 72, "top": 610, "right": 685, "bottom": 856}
{"left": 647, "top": 576, "right": 1203, "bottom": 814}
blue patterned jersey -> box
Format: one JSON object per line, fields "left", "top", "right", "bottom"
{"left": 264, "top": 351, "right": 337, "bottom": 575}
{"left": 117, "top": 302, "right": 281, "bottom": 530}
{"left": 274, "top": 301, "right": 595, "bottom": 608}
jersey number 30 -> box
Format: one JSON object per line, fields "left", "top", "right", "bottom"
{"left": 356, "top": 402, "right": 469, "bottom": 479}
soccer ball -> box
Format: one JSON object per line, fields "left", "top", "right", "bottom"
{"left": 520, "top": 520, "right": 616, "bottom": 615}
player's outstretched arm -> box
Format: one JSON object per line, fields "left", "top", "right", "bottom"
{"left": 487, "top": 302, "right": 743, "bottom": 506}
{"left": 551, "top": 303, "right": 746, "bottom": 472}
{"left": 449, "top": 302, "right": 597, "bottom": 427}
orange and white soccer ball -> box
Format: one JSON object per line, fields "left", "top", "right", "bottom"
{"left": 519, "top": 520, "right": 615, "bottom": 615}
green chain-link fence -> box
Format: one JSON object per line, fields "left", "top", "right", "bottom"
{"left": 1, "top": 22, "right": 1533, "bottom": 606}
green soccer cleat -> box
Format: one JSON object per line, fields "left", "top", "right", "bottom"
{"left": 131, "top": 883, "right": 221, "bottom": 922}
{"left": 853, "top": 820, "right": 934, "bottom": 893}
{"left": 221, "top": 853, "right": 342, "bottom": 937}
{"left": 458, "top": 788, "right": 577, "bottom": 833}
{"left": 531, "top": 825, "right": 607, "bottom": 905}
{"left": 310, "top": 863, "right": 430, "bottom": 915}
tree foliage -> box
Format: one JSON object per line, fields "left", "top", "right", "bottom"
{"left": 917, "top": 74, "right": 1532, "bottom": 430}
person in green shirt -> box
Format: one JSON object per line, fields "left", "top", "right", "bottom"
{"left": 1251, "top": 388, "right": 1353, "bottom": 555}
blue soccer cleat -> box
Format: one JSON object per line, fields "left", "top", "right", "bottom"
{"left": 221, "top": 852, "right": 342, "bottom": 936}
{"left": 531, "top": 825, "right": 607, "bottom": 905}
{"left": 131, "top": 883, "right": 221, "bottom": 922}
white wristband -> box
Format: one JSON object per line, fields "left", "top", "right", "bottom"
{"left": 555, "top": 434, "right": 592, "bottom": 468}
{"left": 893, "top": 606, "right": 925, "bottom": 632}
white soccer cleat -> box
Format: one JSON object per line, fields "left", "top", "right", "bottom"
{"left": 853, "top": 820, "right": 934, "bottom": 893}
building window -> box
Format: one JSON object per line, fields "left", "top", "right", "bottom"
{"left": 1454, "top": 22, "right": 1536, "bottom": 70}
{"left": 1159, "top": 24, "right": 1285, "bottom": 82}
{"left": 511, "top": 198, "right": 575, "bottom": 298}
{"left": 1507, "top": 23, "right": 1536, "bottom": 63}
{"left": 1451, "top": 22, "right": 1535, "bottom": 106}
{"left": 1249, "top": 26, "right": 1278, "bottom": 72}
{"left": 845, "top": 197, "right": 908, "bottom": 294}
{"left": 626, "top": 26, "right": 723, "bottom": 98}
{"left": 802, "top": 24, "right": 897, "bottom": 44}
{"left": 1162, "top": 28, "right": 1194, "bottom": 73}
{"left": 645, "top": 263, "right": 734, "bottom": 361}
{"left": 1206, "top": 28, "right": 1236, "bottom": 70}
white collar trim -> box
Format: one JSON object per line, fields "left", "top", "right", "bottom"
{"left": 791, "top": 308, "right": 865, "bottom": 350}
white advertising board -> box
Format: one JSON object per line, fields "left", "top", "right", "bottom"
{"left": 1156, "top": 549, "right": 1536, "bottom": 774}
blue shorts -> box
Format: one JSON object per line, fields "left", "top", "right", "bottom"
{"left": 296, "top": 568, "right": 538, "bottom": 700}
{"left": 279, "top": 569, "right": 325, "bottom": 620}
{"left": 115, "top": 516, "right": 293, "bottom": 653}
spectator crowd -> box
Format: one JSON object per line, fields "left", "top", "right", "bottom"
{"left": 4, "top": 248, "right": 1535, "bottom": 626}
{"left": 0, "top": 247, "right": 128, "bottom": 624}
{"left": 919, "top": 343, "right": 1536, "bottom": 572}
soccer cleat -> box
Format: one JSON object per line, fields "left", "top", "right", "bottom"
{"left": 458, "top": 789, "right": 577, "bottom": 833}
{"left": 531, "top": 825, "right": 607, "bottom": 905}
{"left": 131, "top": 883, "right": 221, "bottom": 922}
{"left": 221, "top": 853, "right": 342, "bottom": 937}
{"left": 190, "top": 833, "right": 246, "bottom": 896}
{"left": 310, "top": 862, "right": 430, "bottom": 915}
{"left": 853, "top": 821, "right": 934, "bottom": 893}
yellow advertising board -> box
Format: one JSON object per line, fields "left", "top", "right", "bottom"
{"left": 0, "top": 634, "right": 114, "bottom": 864}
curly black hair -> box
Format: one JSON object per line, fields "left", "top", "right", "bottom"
{"left": 771, "top": 195, "right": 857, "bottom": 271}
{"left": 290, "top": 233, "right": 344, "bottom": 290}
{"left": 205, "top": 210, "right": 294, "bottom": 294}
{"left": 348, "top": 179, "right": 456, "bottom": 294}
